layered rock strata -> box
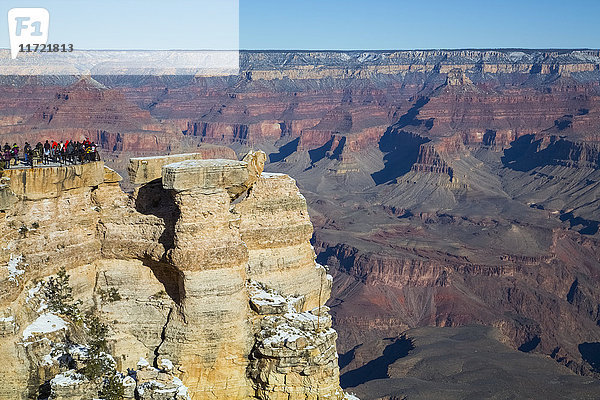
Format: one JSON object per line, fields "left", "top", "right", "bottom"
{"left": 0, "top": 153, "right": 346, "bottom": 400}
{"left": 248, "top": 282, "right": 341, "bottom": 399}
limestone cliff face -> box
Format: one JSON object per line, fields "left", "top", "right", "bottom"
{"left": 0, "top": 153, "right": 346, "bottom": 399}
{"left": 241, "top": 50, "right": 600, "bottom": 81}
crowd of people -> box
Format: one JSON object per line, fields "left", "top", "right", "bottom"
{"left": 1, "top": 139, "right": 100, "bottom": 169}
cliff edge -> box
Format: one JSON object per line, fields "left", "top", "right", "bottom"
{"left": 0, "top": 153, "right": 348, "bottom": 400}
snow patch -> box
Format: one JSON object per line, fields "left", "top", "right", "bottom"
{"left": 177, "top": 384, "right": 190, "bottom": 398}
{"left": 6, "top": 254, "right": 27, "bottom": 284}
{"left": 158, "top": 358, "right": 174, "bottom": 371}
{"left": 22, "top": 313, "right": 68, "bottom": 340}
{"left": 41, "top": 353, "right": 56, "bottom": 366}
{"left": 123, "top": 375, "right": 136, "bottom": 387}
{"left": 51, "top": 370, "right": 84, "bottom": 387}
{"left": 137, "top": 357, "right": 150, "bottom": 369}
{"left": 0, "top": 315, "right": 14, "bottom": 323}
{"left": 261, "top": 172, "right": 286, "bottom": 178}
{"left": 250, "top": 285, "right": 287, "bottom": 307}
{"left": 70, "top": 344, "right": 88, "bottom": 355}
{"left": 26, "top": 282, "right": 42, "bottom": 303}
{"left": 344, "top": 393, "right": 361, "bottom": 400}
{"left": 263, "top": 324, "right": 305, "bottom": 347}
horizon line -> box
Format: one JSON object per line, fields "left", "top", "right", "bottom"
{"left": 1, "top": 48, "right": 599, "bottom": 53}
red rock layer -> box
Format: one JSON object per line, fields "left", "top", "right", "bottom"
{"left": 319, "top": 231, "right": 600, "bottom": 377}
{"left": 0, "top": 78, "right": 182, "bottom": 154}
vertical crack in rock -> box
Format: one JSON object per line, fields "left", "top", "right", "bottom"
{"left": 154, "top": 306, "right": 173, "bottom": 368}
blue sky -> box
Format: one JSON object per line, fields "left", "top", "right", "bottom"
{"left": 1, "top": 0, "right": 599, "bottom": 50}
{"left": 240, "top": 0, "right": 600, "bottom": 49}
{"left": 1, "top": 0, "right": 239, "bottom": 50}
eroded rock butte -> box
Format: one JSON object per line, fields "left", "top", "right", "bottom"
{"left": 0, "top": 152, "right": 348, "bottom": 400}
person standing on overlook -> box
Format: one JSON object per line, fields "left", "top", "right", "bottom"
{"left": 51, "top": 140, "right": 58, "bottom": 162}
{"left": 3, "top": 146, "right": 11, "bottom": 169}
{"left": 58, "top": 141, "right": 64, "bottom": 164}
{"left": 35, "top": 142, "right": 43, "bottom": 165}
{"left": 23, "top": 142, "right": 31, "bottom": 166}
{"left": 12, "top": 144, "right": 19, "bottom": 165}
{"left": 66, "top": 141, "right": 75, "bottom": 164}
{"left": 43, "top": 140, "right": 51, "bottom": 164}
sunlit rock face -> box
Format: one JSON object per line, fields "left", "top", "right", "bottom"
{"left": 0, "top": 152, "right": 346, "bottom": 400}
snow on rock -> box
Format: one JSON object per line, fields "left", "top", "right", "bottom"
{"left": 248, "top": 280, "right": 302, "bottom": 315}
{"left": 137, "top": 357, "right": 150, "bottom": 369}
{"left": 261, "top": 172, "right": 286, "bottom": 178}
{"left": 248, "top": 282, "right": 341, "bottom": 398}
{"left": 315, "top": 262, "right": 328, "bottom": 271}
{"left": 262, "top": 322, "right": 305, "bottom": 348}
{"left": 41, "top": 353, "right": 57, "bottom": 366}
{"left": 68, "top": 344, "right": 89, "bottom": 359}
{"left": 122, "top": 375, "right": 137, "bottom": 399}
{"left": 176, "top": 382, "right": 189, "bottom": 399}
{"left": 22, "top": 313, "right": 68, "bottom": 341}
{"left": 51, "top": 370, "right": 85, "bottom": 387}
{"left": 315, "top": 262, "right": 334, "bottom": 286}
{"left": 36, "top": 299, "right": 48, "bottom": 313}
{"left": 26, "top": 282, "right": 42, "bottom": 303}
{"left": 123, "top": 375, "right": 136, "bottom": 387}
{"left": 136, "top": 371, "right": 191, "bottom": 400}
{"left": 25, "top": 282, "right": 47, "bottom": 312}
{"left": 344, "top": 393, "right": 361, "bottom": 400}
{"left": 158, "top": 358, "right": 174, "bottom": 372}
{"left": 0, "top": 315, "right": 14, "bottom": 323}
{"left": 6, "top": 254, "right": 27, "bottom": 285}
{"left": 50, "top": 370, "right": 97, "bottom": 399}
{"left": 251, "top": 281, "right": 336, "bottom": 355}
{"left": 0, "top": 313, "right": 16, "bottom": 335}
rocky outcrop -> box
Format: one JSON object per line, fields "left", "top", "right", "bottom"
{"left": 0, "top": 153, "right": 347, "bottom": 400}
{"left": 43, "top": 357, "right": 190, "bottom": 400}
{"left": 1, "top": 162, "right": 104, "bottom": 200}
{"left": 445, "top": 68, "right": 473, "bottom": 87}
{"left": 235, "top": 172, "right": 328, "bottom": 310}
{"left": 129, "top": 153, "right": 215, "bottom": 185}
{"left": 248, "top": 282, "right": 341, "bottom": 400}
{"left": 410, "top": 144, "right": 454, "bottom": 180}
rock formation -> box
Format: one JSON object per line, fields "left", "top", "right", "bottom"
{"left": 0, "top": 153, "right": 348, "bottom": 400}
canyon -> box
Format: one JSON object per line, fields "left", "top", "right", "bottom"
{"left": 1, "top": 49, "right": 600, "bottom": 398}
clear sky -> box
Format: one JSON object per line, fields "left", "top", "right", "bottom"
{"left": 239, "top": 0, "right": 600, "bottom": 50}
{"left": 0, "top": 0, "right": 239, "bottom": 50}
{"left": 1, "top": 0, "right": 599, "bottom": 50}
